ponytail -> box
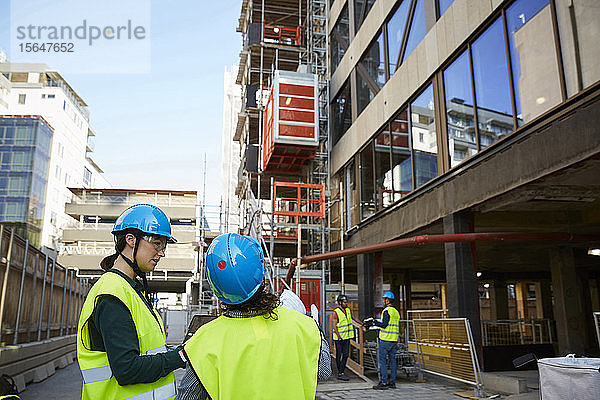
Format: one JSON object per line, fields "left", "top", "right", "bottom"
{"left": 100, "top": 232, "right": 129, "bottom": 271}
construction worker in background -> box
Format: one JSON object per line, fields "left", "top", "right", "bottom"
{"left": 176, "top": 233, "right": 331, "bottom": 400}
{"left": 77, "top": 204, "right": 185, "bottom": 400}
{"left": 365, "top": 291, "right": 400, "bottom": 390}
{"left": 331, "top": 294, "right": 354, "bottom": 381}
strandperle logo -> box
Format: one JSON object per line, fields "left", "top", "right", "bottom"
{"left": 15, "top": 20, "right": 147, "bottom": 46}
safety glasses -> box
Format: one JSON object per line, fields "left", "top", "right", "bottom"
{"left": 142, "top": 235, "right": 168, "bottom": 252}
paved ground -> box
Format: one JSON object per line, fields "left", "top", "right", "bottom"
{"left": 19, "top": 360, "right": 532, "bottom": 399}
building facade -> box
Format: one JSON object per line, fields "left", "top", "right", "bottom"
{"left": 220, "top": 65, "right": 242, "bottom": 234}
{"left": 57, "top": 188, "right": 206, "bottom": 292}
{"left": 0, "top": 63, "right": 109, "bottom": 249}
{"left": 326, "top": 0, "right": 600, "bottom": 363}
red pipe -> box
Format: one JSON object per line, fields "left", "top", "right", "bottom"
{"left": 297, "top": 232, "right": 600, "bottom": 265}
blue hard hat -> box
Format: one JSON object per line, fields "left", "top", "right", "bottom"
{"left": 383, "top": 291, "right": 395, "bottom": 300}
{"left": 205, "top": 233, "right": 265, "bottom": 305}
{"left": 112, "top": 204, "right": 177, "bottom": 243}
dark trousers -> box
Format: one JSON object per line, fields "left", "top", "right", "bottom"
{"left": 335, "top": 339, "right": 350, "bottom": 374}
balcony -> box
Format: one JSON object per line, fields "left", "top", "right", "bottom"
{"left": 61, "top": 222, "right": 198, "bottom": 243}
{"left": 65, "top": 189, "right": 197, "bottom": 220}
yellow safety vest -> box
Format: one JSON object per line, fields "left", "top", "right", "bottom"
{"left": 378, "top": 306, "right": 400, "bottom": 342}
{"left": 333, "top": 307, "right": 354, "bottom": 341}
{"left": 184, "top": 307, "right": 321, "bottom": 400}
{"left": 77, "top": 271, "right": 176, "bottom": 400}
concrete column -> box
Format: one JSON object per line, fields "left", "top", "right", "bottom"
{"left": 374, "top": 252, "right": 384, "bottom": 311}
{"left": 515, "top": 281, "right": 529, "bottom": 319}
{"left": 550, "top": 247, "right": 585, "bottom": 355}
{"left": 357, "top": 253, "right": 374, "bottom": 320}
{"left": 443, "top": 211, "right": 481, "bottom": 348}
{"left": 489, "top": 278, "right": 509, "bottom": 320}
{"left": 402, "top": 271, "right": 412, "bottom": 320}
{"left": 535, "top": 280, "right": 554, "bottom": 319}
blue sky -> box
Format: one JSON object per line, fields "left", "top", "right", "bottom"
{"left": 0, "top": 0, "right": 241, "bottom": 206}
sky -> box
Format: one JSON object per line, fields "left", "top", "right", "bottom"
{"left": 0, "top": 0, "right": 242, "bottom": 207}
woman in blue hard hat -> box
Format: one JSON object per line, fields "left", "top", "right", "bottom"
{"left": 176, "top": 233, "right": 331, "bottom": 400}
{"left": 364, "top": 291, "right": 400, "bottom": 390}
{"left": 76, "top": 204, "right": 185, "bottom": 400}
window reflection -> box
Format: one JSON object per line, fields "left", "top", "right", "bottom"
{"left": 386, "top": 0, "right": 411, "bottom": 76}
{"left": 444, "top": 51, "right": 477, "bottom": 167}
{"left": 357, "top": 31, "right": 386, "bottom": 115}
{"left": 331, "top": 80, "right": 352, "bottom": 145}
{"left": 403, "top": 0, "right": 426, "bottom": 63}
{"left": 437, "top": 0, "right": 454, "bottom": 18}
{"left": 471, "top": 17, "right": 514, "bottom": 149}
{"left": 359, "top": 143, "right": 376, "bottom": 220}
{"left": 374, "top": 129, "right": 393, "bottom": 209}
{"left": 506, "top": 0, "right": 560, "bottom": 125}
{"left": 331, "top": 5, "right": 350, "bottom": 74}
{"left": 390, "top": 109, "right": 413, "bottom": 201}
{"left": 354, "top": 0, "right": 376, "bottom": 32}
{"left": 410, "top": 85, "right": 438, "bottom": 187}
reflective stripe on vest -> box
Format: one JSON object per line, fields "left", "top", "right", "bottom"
{"left": 77, "top": 271, "right": 176, "bottom": 400}
{"left": 333, "top": 307, "right": 354, "bottom": 341}
{"left": 185, "top": 307, "right": 321, "bottom": 400}
{"left": 123, "top": 382, "right": 177, "bottom": 400}
{"left": 378, "top": 306, "right": 400, "bottom": 342}
{"left": 81, "top": 365, "right": 112, "bottom": 384}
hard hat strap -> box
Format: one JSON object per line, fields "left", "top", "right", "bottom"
{"left": 115, "top": 233, "right": 152, "bottom": 305}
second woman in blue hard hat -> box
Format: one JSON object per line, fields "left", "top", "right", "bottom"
{"left": 76, "top": 204, "right": 186, "bottom": 400}
{"left": 176, "top": 233, "right": 331, "bottom": 400}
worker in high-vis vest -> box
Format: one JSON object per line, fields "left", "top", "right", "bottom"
{"left": 370, "top": 291, "right": 400, "bottom": 390}
{"left": 77, "top": 204, "right": 185, "bottom": 400}
{"left": 331, "top": 294, "right": 354, "bottom": 381}
{"left": 176, "top": 233, "right": 330, "bottom": 400}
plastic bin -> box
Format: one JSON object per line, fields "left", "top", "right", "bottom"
{"left": 538, "top": 355, "right": 600, "bottom": 400}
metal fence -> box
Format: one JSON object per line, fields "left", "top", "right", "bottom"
{"left": 408, "top": 318, "right": 484, "bottom": 396}
{"left": 407, "top": 309, "right": 448, "bottom": 319}
{"left": 0, "top": 226, "right": 91, "bottom": 345}
{"left": 481, "top": 318, "right": 555, "bottom": 346}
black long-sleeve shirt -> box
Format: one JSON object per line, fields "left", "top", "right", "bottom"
{"left": 86, "top": 269, "right": 185, "bottom": 385}
{"left": 373, "top": 309, "right": 390, "bottom": 329}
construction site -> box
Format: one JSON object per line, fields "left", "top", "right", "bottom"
{"left": 0, "top": 0, "right": 600, "bottom": 398}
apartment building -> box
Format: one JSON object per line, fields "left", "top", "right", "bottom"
{"left": 0, "top": 63, "right": 109, "bottom": 248}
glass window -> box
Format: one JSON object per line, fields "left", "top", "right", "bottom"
{"left": 437, "top": 0, "right": 454, "bottom": 18}
{"left": 345, "top": 160, "right": 357, "bottom": 228}
{"left": 444, "top": 51, "right": 477, "bottom": 167}
{"left": 390, "top": 109, "right": 412, "bottom": 201}
{"left": 471, "top": 17, "right": 514, "bottom": 149}
{"left": 356, "top": 31, "right": 386, "bottom": 116}
{"left": 374, "top": 129, "right": 393, "bottom": 209}
{"left": 354, "top": 0, "right": 376, "bottom": 32}
{"left": 410, "top": 85, "right": 438, "bottom": 187}
{"left": 331, "top": 79, "right": 352, "bottom": 145}
{"left": 359, "top": 143, "right": 375, "bottom": 220}
{"left": 505, "top": 0, "right": 560, "bottom": 125}
{"left": 387, "top": 0, "right": 411, "bottom": 76}
{"left": 402, "top": 0, "right": 426, "bottom": 63}
{"left": 18, "top": 94, "right": 26, "bottom": 104}
{"left": 331, "top": 5, "right": 350, "bottom": 73}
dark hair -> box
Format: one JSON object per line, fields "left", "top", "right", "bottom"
{"left": 220, "top": 283, "right": 281, "bottom": 321}
{"left": 100, "top": 228, "right": 146, "bottom": 271}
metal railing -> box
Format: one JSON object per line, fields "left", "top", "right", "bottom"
{"left": 407, "top": 309, "right": 448, "bottom": 319}
{"left": 481, "top": 318, "right": 555, "bottom": 346}
{"left": 0, "top": 226, "right": 91, "bottom": 345}
{"left": 70, "top": 191, "right": 198, "bottom": 207}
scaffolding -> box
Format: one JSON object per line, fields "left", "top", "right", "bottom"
{"left": 234, "top": 0, "right": 332, "bottom": 322}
